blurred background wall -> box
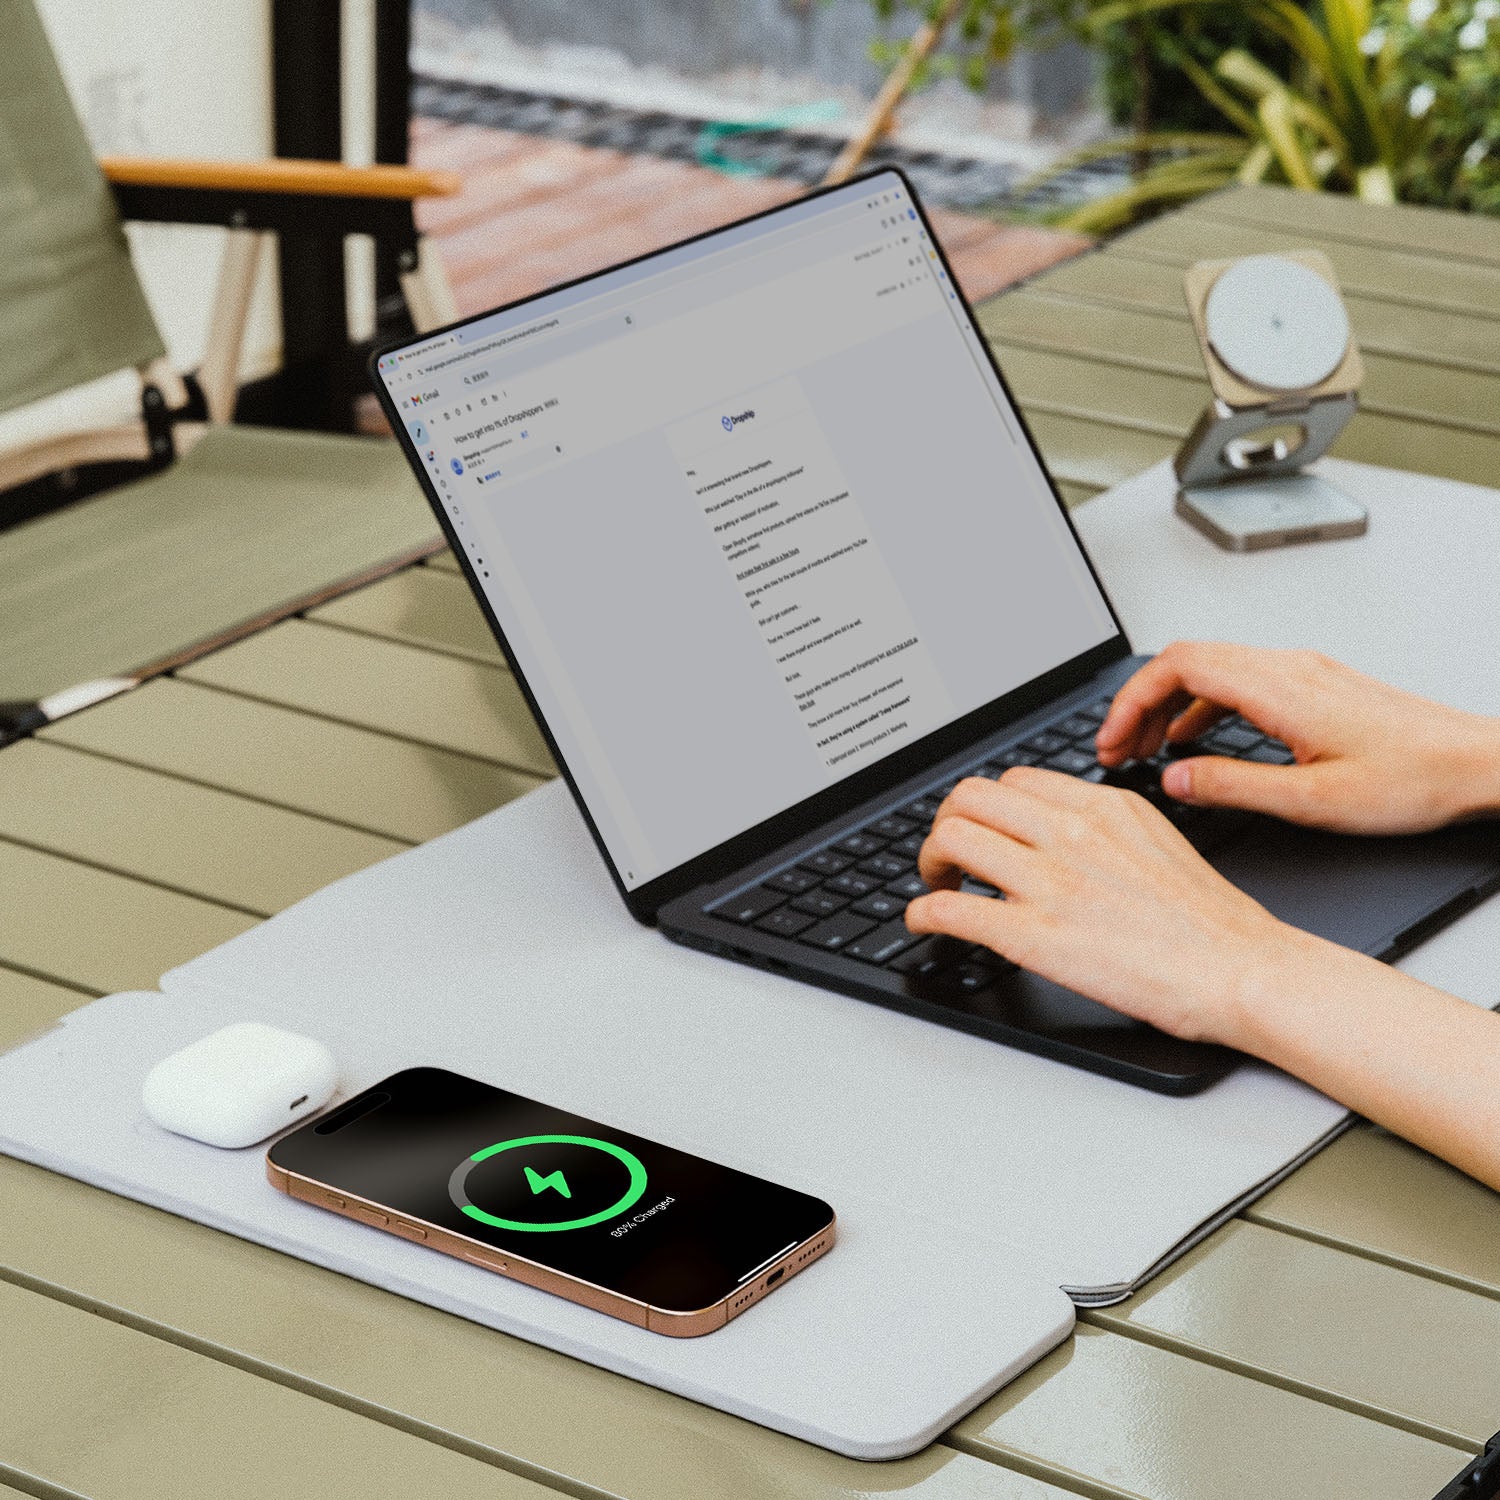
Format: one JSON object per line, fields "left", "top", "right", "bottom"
{"left": 417, "top": 0, "right": 1096, "bottom": 141}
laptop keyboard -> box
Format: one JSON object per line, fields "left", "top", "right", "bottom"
{"left": 708, "top": 695, "right": 1294, "bottom": 992}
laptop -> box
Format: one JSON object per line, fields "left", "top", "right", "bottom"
{"left": 371, "top": 167, "right": 1500, "bottom": 1095}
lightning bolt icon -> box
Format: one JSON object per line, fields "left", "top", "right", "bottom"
{"left": 523, "top": 1165, "right": 572, "bottom": 1199}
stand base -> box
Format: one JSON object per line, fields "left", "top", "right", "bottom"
{"left": 1176, "top": 473, "right": 1368, "bottom": 552}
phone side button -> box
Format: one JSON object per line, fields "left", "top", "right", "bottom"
{"left": 392, "top": 1219, "right": 428, "bottom": 1242}
{"left": 351, "top": 1205, "right": 389, "bottom": 1228}
{"left": 462, "top": 1249, "right": 507, "bottom": 1272}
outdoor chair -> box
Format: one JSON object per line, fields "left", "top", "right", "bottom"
{"left": 0, "top": 0, "right": 458, "bottom": 704}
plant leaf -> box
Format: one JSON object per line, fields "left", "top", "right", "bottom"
{"left": 1255, "top": 0, "right": 1339, "bottom": 82}
{"left": 1059, "top": 167, "right": 1242, "bottom": 233}
{"left": 1257, "top": 89, "right": 1320, "bottom": 189}
{"left": 1310, "top": 0, "right": 1397, "bottom": 166}
{"left": 1237, "top": 141, "right": 1276, "bottom": 183}
{"left": 1216, "top": 47, "right": 1288, "bottom": 102}
{"left": 1321, "top": 0, "right": 1372, "bottom": 64}
{"left": 1214, "top": 48, "right": 1350, "bottom": 175}
{"left": 1085, "top": 0, "right": 1225, "bottom": 34}
{"left": 1018, "top": 130, "right": 1245, "bottom": 176}
{"left": 1177, "top": 50, "right": 1261, "bottom": 135}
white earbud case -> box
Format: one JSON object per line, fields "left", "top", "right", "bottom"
{"left": 142, "top": 1022, "right": 338, "bottom": 1148}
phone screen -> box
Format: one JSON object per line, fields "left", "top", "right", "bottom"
{"left": 269, "top": 1067, "right": 834, "bottom": 1315}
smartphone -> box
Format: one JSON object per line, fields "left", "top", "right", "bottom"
{"left": 266, "top": 1067, "right": 836, "bottom": 1336}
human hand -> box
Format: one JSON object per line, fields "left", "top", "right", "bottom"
{"left": 1095, "top": 642, "right": 1500, "bottom": 836}
{"left": 906, "top": 768, "right": 1318, "bottom": 1045}
{"left": 906, "top": 769, "right": 1500, "bottom": 1196}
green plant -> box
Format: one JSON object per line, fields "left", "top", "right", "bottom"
{"left": 865, "top": 1, "right": 1100, "bottom": 92}
{"left": 1096, "top": 6, "right": 1307, "bottom": 133}
{"left": 1380, "top": 0, "right": 1500, "bottom": 213}
{"left": 864, "top": 0, "right": 1500, "bottom": 228}
{"left": 1047, "top": 0, "right": 1425, "bottom": 230}
{"left": 863, "top": 0, "right": 1225, "bottom": 178}
{"left": 862, "top": 1, "right": 1293, "bottom": 134}
{"left": 1058, "top": 0, "right": 1500, "bottom": 229}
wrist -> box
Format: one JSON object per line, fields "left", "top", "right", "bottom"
{"left": 1218, "top": 920, "right": 1366, "bottom": 1061}
{"left": 1450, "top": 717, "right": 1500, "bottom": 822}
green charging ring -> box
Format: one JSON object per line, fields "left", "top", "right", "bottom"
{"left": 449, "top": 1133, "right": 648, "bottom": 1233}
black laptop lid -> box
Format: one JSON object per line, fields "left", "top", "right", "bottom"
{"left": 372, "top": 169, "right": 1127, "bottom": 920}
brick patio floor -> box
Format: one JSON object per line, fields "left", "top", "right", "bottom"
{"left": 409, "top": 115, "right": 1091, "bottom": 316}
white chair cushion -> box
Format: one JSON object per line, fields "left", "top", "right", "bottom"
{"left": 0, "top": 367, "right": 145, "bottom": 454}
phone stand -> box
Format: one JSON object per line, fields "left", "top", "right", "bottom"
{"left": 1174, "top": 251, "right": 1367, "bottom": 549}
{"left": 1175, "top": 389, "right": 1355, "bottom": 489}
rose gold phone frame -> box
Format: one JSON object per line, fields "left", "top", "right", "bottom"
{"left": 266, "top": 1157, "right": 835, "bottom": 1337}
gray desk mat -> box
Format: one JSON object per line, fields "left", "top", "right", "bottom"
{"left": 0, "top": 988, "right": 1073, "bottom": 1460}
{"left": 0, "top": 779, "right": 1376, "bottom": 1460}
{"left": 4, "top": 456, "right": 1496, "bottom": 1459}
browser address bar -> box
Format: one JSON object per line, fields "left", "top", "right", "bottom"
{"left": 411, "top": 198, "right": 878, "bottom": 379}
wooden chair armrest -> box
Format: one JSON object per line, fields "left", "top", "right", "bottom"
{"left": 99, "top": 156, "right": 460, "bottom": 201}
{"left": 0, "top": 423, "right": 153, "bottom": 495}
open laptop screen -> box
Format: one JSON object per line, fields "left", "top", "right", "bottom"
{"left": 375, "top": 170, "right": 1116, "bottom": 892}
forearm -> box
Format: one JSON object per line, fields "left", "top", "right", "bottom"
{"left": 1229, "top": 930, "right": 1500, "bottom": 1191}
{"left": 1450, "top": 716, "right": 1500, "bottom": 821}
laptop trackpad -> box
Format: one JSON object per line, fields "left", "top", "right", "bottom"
{"left": 1209, "top": 819, "right": 1499, "bottom": 958}
{"left": 919, "top": 819, "right": 1499, "bottom": 1092}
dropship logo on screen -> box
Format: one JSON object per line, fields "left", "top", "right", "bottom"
{"left": 720, "top": 409, "right": 755, "bottom": 432}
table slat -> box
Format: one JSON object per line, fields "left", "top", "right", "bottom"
{"left": 1091, "top": 1220, "right": 1500, "bottom": 1446}
{"left": 1052, "top": 479, "right": 1102, "bottom": 509}
{"left": 179, "top": 619, "right": 556, "bottom": 776}
{"left": 0, "top": 966, "right": 87, "bottom": 1053}
{"left": 0, "top": 839, "right": 255, "bottom": 995}
{"left": 983, "top": 290, "right": 1500, "bottom": 438}
{"left": 0, "top": 1158, "right": 1068, "bottom": 1500}
{"left": 1248, "top": 1125, "right": 1500, "bottom": 1298}
{"left": 951, "top": 1324, "right": 1470, "bottom": 1500}
{"left": 42, "top": 678, "right": 541, "bottom": 845}
{"left": 1000, "top": 343, "right": 1500, "bottom": 489}
{"left": 1021, "top": 410, "right": 1175, "bottom": 492}
{"left": 1008, "top": 346, "right": 1194, "bottom": 432}
{"left": 0, "top": 740, "right": 404, "bottom": 917}
{"left": 1034, "top": 249, "right": 1500, "bottom": 376}
{"left": 310, "top": 566, "right": 505, "bottom": 665}
{"left": 1190, "top": 184, "right": 1500, "bottom": 267}
{"left": 1, "top": 1277, "right": 555, "bottom": 1500}
{"left": 1111, "top": 214, "right": 1500, "bottom": 320}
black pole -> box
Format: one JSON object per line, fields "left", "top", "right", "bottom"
{"left": 270, "top": 0, "right": 351, "bottom": 431}
{"left": 373, "top": 0, "right": 417, "bottom": 341}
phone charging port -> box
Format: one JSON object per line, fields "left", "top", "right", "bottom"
{"left": 765, "top": 1267, "right": 785, "bottom": 1287}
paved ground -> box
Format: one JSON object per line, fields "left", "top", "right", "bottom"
{"left": 408, "top": 115, "right": 1092, "bottom": 318}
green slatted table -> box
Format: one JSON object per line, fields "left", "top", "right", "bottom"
{"left": 3, "top": 184, "right": 1498, "bottom": 1500}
